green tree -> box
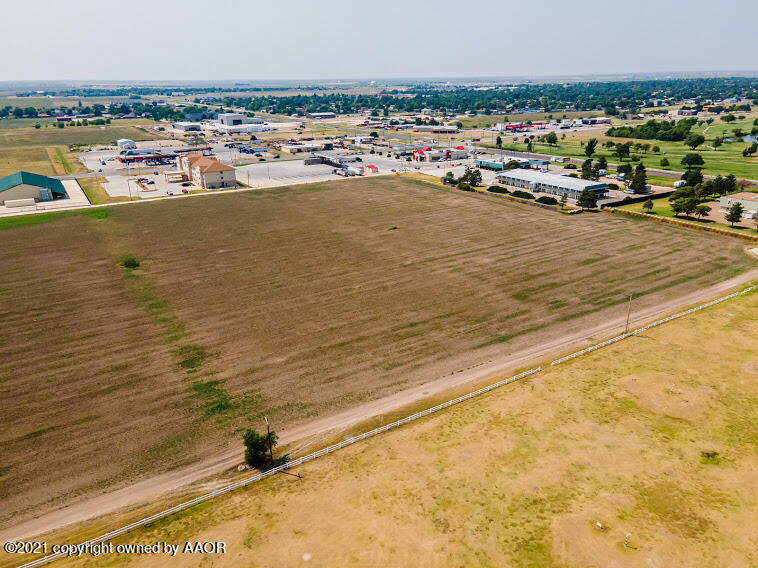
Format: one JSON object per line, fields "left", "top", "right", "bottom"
{"left": 642, "top": 198, "right": 654, "bottom": 212}
{"left": 576, "top": 189, "right": 598, "bottom": 210}
{"left": 545, "top": 131, "right": 558, "bottom": 146}
{"left": 694, "top": 204, "right": 711, "bottom": 219}
{"left": 681, "top": 153, "right": 704, "bottom": 168}
{"left": 652, "top": 145, "right": 660, "bottom": 153}
{"left": 243, "top": 429, "right": 278, "bottom": 468}
{"left": 660, "top": 157, "right": 669, "bottom": 167}
{"left": 495, "top": 135, "right": 502, "bottom": 149}
{"left": 725, "top": 202, "right": 744, "bottom": 226}
{"left": 581, "top": 159, "right": 594, "bottom": 180}
{"left": 614, "top": 141, "right": 632, "bottom": 161}
{"left": 630, "top": 163, "right": 647, "bottom": 193}
{"left": 559, "top": 193, "right": 568, "bottom": 209}
{"left": 685, "top": 133, "right": 705, "bottom": 150}
{"left": 596, "top": 155, "right": 607, "bottom": 170}
{"left": 585, "top": 137, "right": 598, "bottom": 157}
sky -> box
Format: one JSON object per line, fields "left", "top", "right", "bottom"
{"left": 3, "top": 0, "right": 757, "bottom": 82}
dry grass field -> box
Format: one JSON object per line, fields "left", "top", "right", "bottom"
{"left": 0, "top": 122, "right": 162, "bottom": 176}
{"left": 46, "top": 287, "right": 758, "bottom": 568}
{"left": 0, "top": 176, "right": 755, "bottom": 533}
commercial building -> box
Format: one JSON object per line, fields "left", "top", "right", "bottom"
{"left": 117, "top": 138, "right": 136, "bottom": 149}
{"left": 495, "top": 170, "right": 608, "bottom": 200}
{"left": 174, "top": 122, "right": 203, "bottom": 132}
{"left": 412, "top": 147, "right": 469, "bottom": 162}
{"left": 218, "top": 113, "right": 263, "bottom": 126}
{"left": 719, "top": 193, "right": 758, "bottom": 218}
{"left": 0, "top": 171, "right": 68, "bottom": 206}
{"left": 176, "top": 154, "right": 236, "bottom": 189}
{"left": 310, "top": 152, "right": 362, "bottom": 167}
{"left": 414, "top": 125, "right": 459, "bottom": 133}
{"left": 305, "top": 112, "right": 336, "bottom": 119}
{"left": 281, "top": 141, "right": 333, "bottom": 153}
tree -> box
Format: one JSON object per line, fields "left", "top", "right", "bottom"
{"left": 694, "top": 204, "right": 711, "bottom": 219}
{"left": 642, "top": 198, "right": 654, "bottom": 212}
{"left": 369, "top": 131, "right": 379, "bottom": 138}
{"left": 681, "top": 153, "right": 704, "bottom": 167}
{"left": 713, "top": 137, "right": 723, "bottom": 149}
{"left": 685, "top": 133, "right": 705, "bottom": 150}
{"left": 660, "top": 157, "right": 669, "bottom": 167}
{"left": 467, "top": 168, "right": 482, "bottom": 186}
{"left": 559, "top": 193, "right": 568, "bottom": 209}
{"left": 585, "top": 137, "right": 598, "bottom": 157}
{"left": 243, "top": 428, "right": 278, "bottom": 468}
{"left": 652, "top": 145, "right": 660, "bottom": 153}
{"left": 596, "top": 155, "right": 607, "bottom": 170}
{"left": 614, "top": 141, "right": 632, "bottom": 161}
{"left": 742, "top": 142, "right": 758, "bottom": 157}
{"left": 495, "top": 135, "right": 502, "bottom": 149}
{"left": 545, "top": 131, "right": 558, "bottom": 146}
{"left": 630, "top": 168, "right": 648, "bottom": 194}
{"left": 525, "top": 139, "right": 533, "bottom": 152}
{"left": 725, "top": 202, "right": 744, "bottom": 226}
{"left": 576, "top": 189, "right": 597, "bottom": 210}
{"left": 581, "top": 159, "right": 594, "bottom": 180}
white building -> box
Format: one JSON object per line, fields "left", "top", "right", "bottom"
{"left": 173, "top": 122, "right": 203, "bottom": 132}
{"left": 117, "top": 138, "right": 136, "bottom": 149}
{"left": 218, "top": 113, "right": 263, "bottom": 126}
{"left": 495, "top": 170, "right": 608, "bottom": 200}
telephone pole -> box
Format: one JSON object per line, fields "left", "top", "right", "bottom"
{"left": 264, "top": 416, "right": 273, "bottom": 463}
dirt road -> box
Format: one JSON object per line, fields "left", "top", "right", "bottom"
{"left": 3, "top": 266, "right": 757, "bottom": 543}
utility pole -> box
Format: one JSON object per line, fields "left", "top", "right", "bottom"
{"left": 624, "top": 293, "right": 633, "bottom": 333}
{"left": 264, "top": 416, "right": 273, "bottom": 463}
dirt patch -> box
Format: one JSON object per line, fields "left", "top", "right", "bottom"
{"left": 620, "top": 372, "right": 714, "bottom": 420}
{"left": 741, "top": 362, "right": 758, "bottom": 374}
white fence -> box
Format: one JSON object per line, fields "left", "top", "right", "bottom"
{"left": 15, "top": 282, "right": 757, "bottom": 568}
{"left": 16, "top": 369, "right": 540, "bottom": 568}
{"left": 551, "top": 284, "right": 757, "bottom": 366}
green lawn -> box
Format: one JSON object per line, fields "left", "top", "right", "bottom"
{"left": 492, "top": 135, "right": 758, "bottom": 180}
{"left": 618, "top": 197, "right": 758, "bottom": 237}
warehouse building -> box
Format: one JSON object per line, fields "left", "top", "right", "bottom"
{"left": 218, "top": 113, "right": 263, "bottom": 126}
{"left": 174, "top": 122, "right": 203, "bottom": 132}
{"left": 306, "top": 112, "right": 336, "bottom": 119}
{"left": 117, "top": 138, "right": 136, "bottom": 149}
{"left": 495, "top": 170, "right": 608, "bottom": 200}
{"left": 414, "top": 125, "right": 459, "bottom": 133}
{"left": 176, "top": 154, "right": 236, "bottom": 190}
{"left": 0, "top": 171, "right": 68, "bottom": 206}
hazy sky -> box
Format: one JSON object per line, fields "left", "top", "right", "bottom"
{"left": 3, "top": 0, "right": 757, "bottom": 81}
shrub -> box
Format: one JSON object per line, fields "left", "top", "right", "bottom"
{"left": 488, "top": 185, "right": 510, "bottom": 194}
{"left": 457, "top": 182, "right": 475, "bottom": 192}
{"left": 120, "top": 255, "right": 140, "bottom": 269}
{"left": 607, "top": 183, "right": 620, "bottom": 190}
{"left": 564, "top": 163, "right": 577, "bottom": 169}
{"left": 536, "top": 196, "right": 558, "bottom": 205}
{"left": 243, "top": 429, "right": 278, "bottom": 468}
{"left": 511, "top": 190, "right": 535, "bottom": 200}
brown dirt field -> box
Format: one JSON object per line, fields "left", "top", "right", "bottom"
{"left": 0, "top": 176, "right": 755, "bottom": 534}
{"left": 21, "top": 287, "right": 758, "bottom": 568}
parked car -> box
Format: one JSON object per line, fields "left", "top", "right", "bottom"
{"left": 181, "top": 182, "right": 191, "bottom": 187}
{"left": 166, "top": 191, "right": 174, "bottom": 196}
{"left": 145, "top": 180, "right": 155, "bottom": 185}
{"left": 273, "top": 155, "right": 280, "bottom": 159}
{"left": 182, "top": 188, "right": 189, "bottom": 194}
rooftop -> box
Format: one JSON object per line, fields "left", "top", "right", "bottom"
{"left": 496, "top": 169, "right": 608, "bottom": 191}
{"left": 0, "top": 171, "right": 67, "bottom": 196}
{"left": 724, "top": 192, "right": 758, "bottom": 201}
{"left": 183, "top": 154, "right": 235, "bottom": 173}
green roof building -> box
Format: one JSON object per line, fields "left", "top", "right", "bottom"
{"left": 0, "top": 171, "right": 68, "bottom": 205}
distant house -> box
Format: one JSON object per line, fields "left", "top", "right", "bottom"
{"left": 0, "top": 171, "right": 68, "bottom": 206}
{"left": 176, "top": 154, "right": 236, "bottom": 190}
